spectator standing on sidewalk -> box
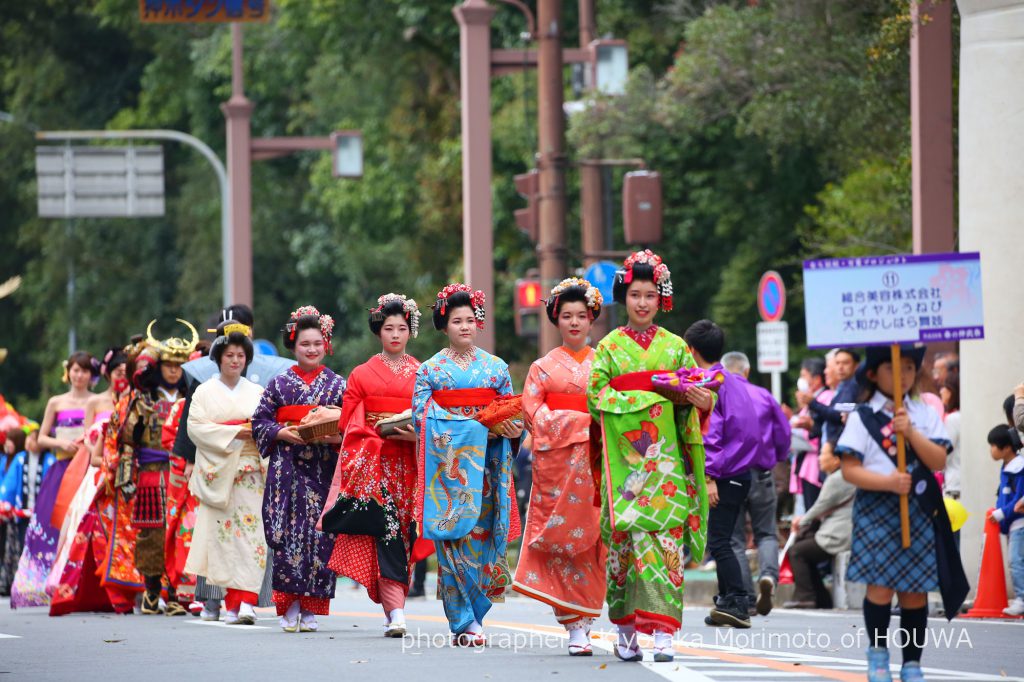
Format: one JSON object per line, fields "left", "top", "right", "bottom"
{"left": 684, "top": 321, "right": 760, "bottom": 629}
{"left": 722, "top": 352, "right": 791, "bottom": 617}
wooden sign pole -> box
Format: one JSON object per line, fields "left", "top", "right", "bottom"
{"left": 891, "top": 344, "right": 911, "bottom": 549}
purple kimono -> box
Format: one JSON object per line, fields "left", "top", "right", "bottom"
{"left": 253, "top": 366, "right": 345, "bottom": 610}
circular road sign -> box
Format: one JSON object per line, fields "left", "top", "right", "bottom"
{"left": 584, "top": 260, "right": 620, "bottom": 304}
{"left": 757, "top": 271, "right": 786, "bottom": 322}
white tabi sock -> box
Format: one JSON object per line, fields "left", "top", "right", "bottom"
{"left": 388, "top": 608, "right": 405, "bottom": 625}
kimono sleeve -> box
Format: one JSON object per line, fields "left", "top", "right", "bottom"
{"left": 835, "top": 410, "right": 870, "bottom": 462}
{"left": 495, "top": 359, "right": 514, "bottom": 397}
{"left": 522, "top": 361, "right": 546, "bottom": 434}
{"left": 251, "top": 377, "right": 284, "bottom": 454}
{"left": 338, "top": 367, "right": 366, "bottom": 436}
{"left": 412, "top": 364, "right": 433, "bottom": 435}
{"left": 186, "top": 384, "right": 244, "bottom": 457}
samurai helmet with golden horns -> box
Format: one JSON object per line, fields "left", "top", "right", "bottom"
{"left": 145, "top": 319, "right": 199, "bottom": 364}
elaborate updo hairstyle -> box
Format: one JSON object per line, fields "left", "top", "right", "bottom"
{"left": 283, "top": 315, "right": 324, "bottom": 350}
{"left": 612, "top": 249, "right": 674, "bottom": 311}
{"left": 612, "top": 262, "right": 653, "bottom": 304}
{"left": 545, "top": 278, "right": 603, "bottom": 325}
{"left": 431, "top": 284, "right": 486, "bottom": 331}
{"left": 368, "top": 294, "right": 421, "bottom": 338}
{"left": 210, "top": 326, "right": 254, "bottom": 369}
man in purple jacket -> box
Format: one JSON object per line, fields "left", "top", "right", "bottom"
{"left": 722, "top": 351, "right": 792, "bottom": 617}
{"left": 684, "top": 321, "right": 761, "bottom": 628}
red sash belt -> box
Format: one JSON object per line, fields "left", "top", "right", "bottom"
{"left": 609, "top": 370, "right": 661, "bottom": 392}
{"left": 364, "top": 396, "right": 411, "bottom": 413}
{"left": 545, "top": 392, "right": 588, "bottom": 412}
{"left": 433, "top": 388, "right": 497, "bottom": 408}
{"left": 221, "top": 419, "right": 249, "bottom": 426}
{"left": 275, "top": 405, "right": 317, "bottom": 424}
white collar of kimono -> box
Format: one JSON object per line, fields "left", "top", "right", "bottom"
{"left": 214, "top": 373, "right": 247, "bottom": 394}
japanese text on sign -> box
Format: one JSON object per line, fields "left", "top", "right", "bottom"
{"left": 140, "top": 0, "right": 269, "bottom": 23}
{"left": 757, "top": 322, "right": 789, "bottom": 373}
{"left": 802, "top": 252, "right": 984, "bottom": 348}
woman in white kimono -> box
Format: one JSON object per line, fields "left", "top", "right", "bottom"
{"left": 185, "top": 326, "right": 267, "bottom": 625}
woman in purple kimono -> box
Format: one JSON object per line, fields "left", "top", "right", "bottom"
{"left": 253, "top": 306, "right": 345, "bottom": 633}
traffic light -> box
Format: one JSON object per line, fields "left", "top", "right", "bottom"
{"left": 623, "top": 170, "right": 662, "bottom": 245}
{"left": 513, "top": 169, "right": 540, "bottom": 242}
{"left": 514, "top": 276, "right": 543, "bottom": 338}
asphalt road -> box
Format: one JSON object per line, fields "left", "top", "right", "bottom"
{"left": 1, "top": 581, "right": 1022, "bottom": 681}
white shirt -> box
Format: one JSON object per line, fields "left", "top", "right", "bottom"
{"left": 837, "top": 391, "right": 949, "bottom": 476}
{"left": 943, "top": 411, "right": 961, "bottom": 495}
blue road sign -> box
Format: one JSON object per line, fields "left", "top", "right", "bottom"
{"left": 253, "top": 338, "right": 279, "bottom": 356}
{"left": 584, "top": 260, "right": 620, "bottom": 304}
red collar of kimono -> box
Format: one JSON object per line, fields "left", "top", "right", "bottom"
{"left": 291, "top": 364, "right": 325, "bottom": 385}
{"left": 619, "top": 325, "right": 659, "bottom": 350}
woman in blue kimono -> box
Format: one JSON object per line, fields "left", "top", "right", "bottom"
{"left": 252, "top": 306, "right": 345, "bottom": 633}
{"left": 413, "top": 284, "right": 522, "bottom": 646}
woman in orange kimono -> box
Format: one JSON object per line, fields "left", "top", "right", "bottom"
{"left": 513, "top": 278, "right": 607, "bottom": 656}
{"left": 320, "top": 294, "right": 422, "bottom": 638}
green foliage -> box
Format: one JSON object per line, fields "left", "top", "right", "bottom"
{"left": 0, "top": 0, "right": 948, "bottom": 413}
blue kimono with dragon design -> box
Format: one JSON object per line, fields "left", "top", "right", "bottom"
{"left": 413, "top": 348, "right": 519, "bottom": 634}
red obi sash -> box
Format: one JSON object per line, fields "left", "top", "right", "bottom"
{"left": 275, "top": 405, "right": 317, "bottom": 425}
{"left": 433, "top": 388, "right": 497, "bottom": 408}
{"left": 221, "top": 419, "right": 249, "bottom": 426}
{"left": 364, "top": 396, "right": 411, "bottom": 414}
{"left": 608, "top": 370, "right": 661, "bottom": 392}
{"left": 545, "top": 392, "right": 588, "bottom": 412}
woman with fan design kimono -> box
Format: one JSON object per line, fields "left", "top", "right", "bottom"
{"left": 587, "top": 250, "right": 715, "bottom": 663}
{"left": 413, "top": 284, "right": 522, "bottom": 647}
{"left": 319, "top": 294, "right": 422, "bottom": 638}
{"left": 512, "top": 278, "right": 607, "bottom": 656}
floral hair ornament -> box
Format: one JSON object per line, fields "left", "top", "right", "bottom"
{"left": 622, "top": 249, "right": 674, "bottom": 312}
{"left": 434, "top": 283, "right": 486, "bottom": 329}
{"left": 369, "top": 293, "right": 422, "bottom": 338}
{"left": 207, "top": 322, "right": 252, "bottom": 338}
{"left": 285, "top": 305, "right": 336, "bottom": 354}
{"left": 546, "top": 277, "right": 603, "bottom": 319}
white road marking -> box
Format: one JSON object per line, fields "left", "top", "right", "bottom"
{"left": 184, "top": 619, "right": 269, "bottom": 631}
{"left": 0, "top": 633, "right": 21, "bottom": 639}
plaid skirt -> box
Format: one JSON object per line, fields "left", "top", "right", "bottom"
{"left": 847, "top": 486, "right": 938, "bottom": 593}
{"left": 194, "top": 556, "right": 274, "bottom": 607}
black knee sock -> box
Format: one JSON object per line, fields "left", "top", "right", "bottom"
{"left": 863, "top": 598, "right": 892, "bottom": 649}
{"left": 898, "top": 605, "right": 928, "bottom": 664}
{"left": 144, "top": 575, "right": 162, "bottom": 595}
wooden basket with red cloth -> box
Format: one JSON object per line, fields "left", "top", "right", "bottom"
{"left": 474, "top": 394, "right": 523, "bottom": 433}
{"left": 296, "top": 406, "right": 341, "bottom": 441}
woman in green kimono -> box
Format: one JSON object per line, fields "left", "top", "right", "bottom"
{"left": 587, "top": 249, "right": 713, "bottom": 663}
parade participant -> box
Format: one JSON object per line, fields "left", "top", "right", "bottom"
{"left": 162, "top": 393, "right": 198, "bottom": 614}
{"left": 185, "top": 325, "right": 267, "bottom": 626}
{"left": 722, "top": 351, "right": 790, "bottom": 617}
{"left": 49, "top": 347, "right": 130, "bottom": 615}
{"left": 0, "top": 425, "right": 48, "bottom": 596}
{"left": 512, "top": 278, "right": 606, "bottom": 656}
{"left": 252, "top": 306, "right": 344, "bottom": 633}
{"left": 10, "top": 351, "right": 95, "bottom": 608}
{"left": 320, "top": 294, "right": 422, "bottom": 638}
{"left": 175, "top": 305, "right": 291, "bottom": 620}
{"left": 837, "top": 345, "right": 966, "bottom": 682}
{"left": 413, "top": 284, "right": 522, "bottom": 647}
{"left": 122, "top": 321, "right": 197, "bottom": 615}
{"left": 588, "top": 251, "right": 713, "bottom": 663}
{"left": 682, "top": 321, "right": 759, "bottom": 629}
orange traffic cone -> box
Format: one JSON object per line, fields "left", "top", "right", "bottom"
{"left": 963, "top": 508, "right": 1022, "bottom": 619}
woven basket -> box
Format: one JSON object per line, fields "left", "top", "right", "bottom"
{"left": 652, "top": 386, "right": 692, "bottom": 406}
{"left": 297, "top": 418, "right": 339, "bottom": 441}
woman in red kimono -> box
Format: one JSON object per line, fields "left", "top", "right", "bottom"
{"left": 320, "top": 294, "right": 422, "bottom": 638}
{"left": 513, "top": 278, "right": 607, "bottom": 656}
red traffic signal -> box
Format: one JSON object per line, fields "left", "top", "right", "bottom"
{"left": 514, "top": 169, "right": 540, "bottom": 242}
{"left": 516, "top": 279, "right": 543, "bottom": 309}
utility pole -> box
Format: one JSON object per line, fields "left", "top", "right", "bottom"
{"left": 222, "top": 23, "right": 255, "bottom": 308}
{"left": 537, "top": 0, "right": 568, "bottom": 354}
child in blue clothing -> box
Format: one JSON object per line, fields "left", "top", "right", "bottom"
{"left": 986, "top": 425, "right": 1024, "bottom": 616}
